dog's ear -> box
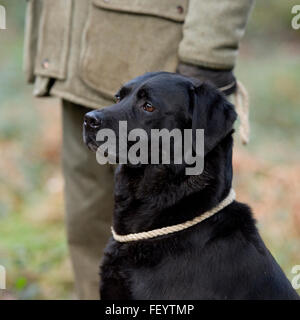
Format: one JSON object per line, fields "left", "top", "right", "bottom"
{"left": 190, "top": 82, "right": 237, "bottom": 155}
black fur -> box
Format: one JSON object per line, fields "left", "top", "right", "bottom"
{"left": 83, "top": 72, "right": 299, "bottom": 300}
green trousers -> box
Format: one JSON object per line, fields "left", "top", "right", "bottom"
{"left": 62, "top": 100, "right": 114, "bottom": 299}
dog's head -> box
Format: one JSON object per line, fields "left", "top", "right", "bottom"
{"left": 83, "top": 72, "right": 237, "bottom": 171}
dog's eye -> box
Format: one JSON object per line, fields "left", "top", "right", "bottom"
{"left": 143, "top": 102, "right": 155, "bottom": 112}
{"left": 115, "top": 95, "right": 121, "bottom": 103}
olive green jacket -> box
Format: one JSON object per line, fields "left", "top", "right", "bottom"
{"left": 24, "top": 0, "right": 254, "bottom": 109}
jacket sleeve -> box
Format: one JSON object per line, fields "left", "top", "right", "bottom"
{"left": 23, "top": 0, "right": 42, "bottom": 83}
{"left": 178, "top": 0, "right": 254, "bottom": 70}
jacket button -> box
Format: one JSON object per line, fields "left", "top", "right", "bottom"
{"left": 177, "top": 5, "right": 184, "bottom": 14}
{"left": 41, "top": 59, "right": 50, "bottom": 69}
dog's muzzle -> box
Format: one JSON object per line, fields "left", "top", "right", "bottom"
{"left": 83, "top": 111, "right": 104, "bottom": 151}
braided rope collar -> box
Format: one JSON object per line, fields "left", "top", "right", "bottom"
{"left": 111, "top": 188, "right": 236, "bottom": 243}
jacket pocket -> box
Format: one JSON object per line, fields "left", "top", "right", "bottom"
{"left": 80, "top": 0, "right": 188, "bottom": 99}
{"left": 34, "top": 0, "right": 73, "bottom": 80}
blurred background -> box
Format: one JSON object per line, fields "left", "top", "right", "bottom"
{"left": 0, "top": 0, "right": 299, "bottom": 299}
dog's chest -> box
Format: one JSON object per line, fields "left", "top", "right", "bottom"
{"left": 105, "top": 239, "right": 209, "bottom": 299}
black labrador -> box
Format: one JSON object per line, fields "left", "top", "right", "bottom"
{"left": 83, "top": 72, "right": 299, "bottom": 300}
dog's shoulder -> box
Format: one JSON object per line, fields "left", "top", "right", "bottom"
{"left": 210, "top": 201, "right": 259, "bottom": 243}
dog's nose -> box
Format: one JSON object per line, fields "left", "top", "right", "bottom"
{"left": 84, "top": 112, "right": 102, "bottom": 130}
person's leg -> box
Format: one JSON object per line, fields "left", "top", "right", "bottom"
{"left": 62, "top": 99, "right": 114, "bottom": 300}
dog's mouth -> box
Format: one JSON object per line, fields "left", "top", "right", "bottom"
{"left": 85, "top": 135, "right": 117, "bottom": 160}
{"left": 83, "top": 129, "right": 99, "bottom": 152}
{"left": 83, "top": 122, "right": 99, "bottom": 152}
{"left": 87, "top": 140, "right": 98, "bottom": 152}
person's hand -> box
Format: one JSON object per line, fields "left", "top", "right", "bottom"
{"left": 176, "top": 62, "right": 236, "bottom": 96}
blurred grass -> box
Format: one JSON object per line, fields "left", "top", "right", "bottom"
{"left": 0, "top": 0, "right": 72, "bottom": 299}
{"left": 236, "top": 50, "right": 300, "bottom": 161}
{"left": 0, "top": 0, "right": 299, "bottom": 299}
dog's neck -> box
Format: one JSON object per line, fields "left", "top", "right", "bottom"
{"left": 113, "top": 135, "right": 234, "bottom": 235}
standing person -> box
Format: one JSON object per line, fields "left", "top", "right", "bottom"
{"left": 24, "top": 0, "right": 254, "bottom": 299}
